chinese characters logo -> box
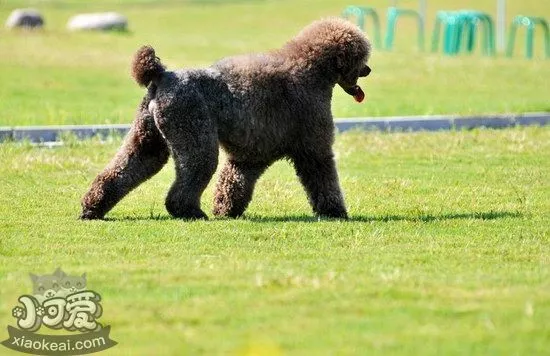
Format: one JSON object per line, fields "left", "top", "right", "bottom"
{"left": 2, "top": 268, "right": 116, "bottom": 355}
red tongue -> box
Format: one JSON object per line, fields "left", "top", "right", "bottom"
{"left": 353, "top": 86, "right": 365, "bottom": 103}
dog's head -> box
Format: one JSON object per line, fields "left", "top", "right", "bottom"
{"left": 290, "top": 18, "right": 372, "bottom": 103}
{"left": 332, "top": 21, "right": 372, "bottom": 103}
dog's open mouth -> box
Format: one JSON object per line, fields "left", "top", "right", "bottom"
{"left": 342, "top": 85, "right": 365, "bottom": 103}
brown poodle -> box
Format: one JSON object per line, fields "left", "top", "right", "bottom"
{"left": 81, "top": 18, "right": 372, "bottom": 220}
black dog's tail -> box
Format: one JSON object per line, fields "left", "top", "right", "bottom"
{"left": 131, "top": 45, "right": 166, "bottom": 87}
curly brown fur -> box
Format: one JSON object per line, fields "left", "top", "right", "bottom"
{"left": 81, "top": 18, "right": 371, "bottom": 220}
{"left": 131, "top": 45, "right": 165, "bottom": 87}
{"left": 80, "top": 94, "right": 169, "bottom": 219}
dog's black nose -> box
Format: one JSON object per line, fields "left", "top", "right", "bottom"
{"left": 359, "top": 65, "right": 371, "bottom": 77}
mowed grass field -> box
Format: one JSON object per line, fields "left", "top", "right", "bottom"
{"left": 0, "top": 128, "right": 549, "bottom": 355}
{"left": 0, "top": 0, "right": 549, "bottom": 126}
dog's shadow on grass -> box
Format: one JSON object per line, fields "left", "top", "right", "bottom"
{"left": 106, "top": 211, "right": 522, "bottom": 223}
{"left": 247, "top": 211, "right": 522, "bottom": 223}
{"left": 104, "top": 215, "right": 172, "bottom": 222}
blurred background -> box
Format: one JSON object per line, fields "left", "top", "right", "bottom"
{"left": 0, "top": 0, "right": 548, "bottom": 126}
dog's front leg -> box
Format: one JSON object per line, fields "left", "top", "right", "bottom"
{"left": 292, "top": 150, "right": 348, "bottom": 219}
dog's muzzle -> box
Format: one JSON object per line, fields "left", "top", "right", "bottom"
{"left": 341, "top": 85, "right": 365, "bottom": 103}
{"left": 339, "top": 65, "right": 371, "bottom": 103}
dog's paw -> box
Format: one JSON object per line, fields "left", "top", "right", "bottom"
{"left": 317, "top": 211, "right": 349, "bottom": 220}
{"left": 79, "top": 209, "right": 104, "bottom": 220}
{"left": 167, "top": 206, "right": 208, "bottom": 220}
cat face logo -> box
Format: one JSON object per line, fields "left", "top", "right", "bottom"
{"left": 2, "top": 268, "right": 117, "bottom": 355}
{"left": 29, "top": 268, "right": 87, "bottom": 305}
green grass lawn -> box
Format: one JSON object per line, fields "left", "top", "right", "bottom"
{"left": 0, "top": 127, "right": 549, "bottom": 355}
{"left": 0, "top": 0, "right": 549, "bottom": 126}
{"left": 1, "top": 0, "right": 549, "bottom": 354}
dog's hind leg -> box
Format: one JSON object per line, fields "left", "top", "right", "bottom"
{"left": 80, "top": 97, "right": 170, "bottom": 220}
{"left": 212, "top": 160, "right": 269, "bottom": 218}
{"left": 156, "top": 111, "right": 218, "bottom": 220}
{"left": 291, "top": 150, "right": 348, "bottom": 219}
